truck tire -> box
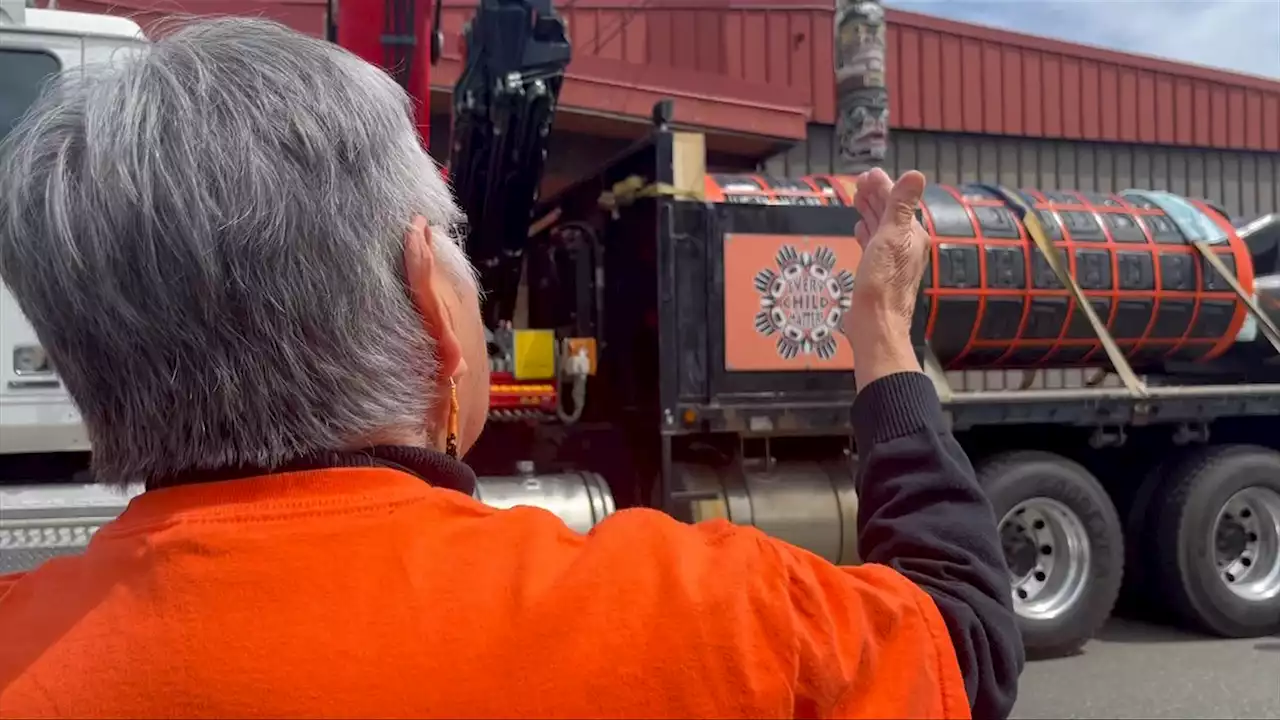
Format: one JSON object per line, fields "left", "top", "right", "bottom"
{"left": 1116, "top": 453, "right": 1188, "bottom": 620}
{"left": 1149, "top": 445, "right": 1280, "bottom": 638}
{"left": 979, "top": 451, "right": 1125, "bottom": 658}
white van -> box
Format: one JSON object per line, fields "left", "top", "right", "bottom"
{"left": 0, "top": 2, "right": 146, "bottom": 573}
{"left": 0, "top": 3, "right": 144, "bottom": 456}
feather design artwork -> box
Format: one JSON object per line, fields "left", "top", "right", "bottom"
{"left": 753, "top": 245, "right": 856, "bottom": 360}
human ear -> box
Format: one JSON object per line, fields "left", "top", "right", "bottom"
{"left": 404, "top": 216, "right": 465, "bottom": 434}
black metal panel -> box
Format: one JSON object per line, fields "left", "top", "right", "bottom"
{"left": 1112, "top": 299, "right": 1154, "bottom": 338}
{"left": 1189, "top": 300, "right": 1236, "bottom": 338}
{"left": 1025, "top": 298, "right": 1070, "bottom": 339}
{"left": 923, "top": 185, "right": 976, "bottom": 238}
{"left": 1158, "top": 252, "right": 1196, "bottom": 290}
{"left": 1116, "top": 250, "right": 1155, "bottom": 290}
{"left": 985, "top": 246, "right": 1026, "bottom": 289}
{"left": 1150, "top": 299, "right": 1195, "bottom": 339}
{"left": 1201, "top": 252, "right": 1238, "bottom": 291}
{"left": 1065, "top": 298, "right": 1112, "bottom": 339}
{"left": 651, "top": 196, "right": 870, "bottom": 433}
{"left": 1143, "top": 213, "right": 1186, "bottom": 245}
{"left": 1074, "top": 248, "right": 1112, "bottom": 289}
{"left": 1030, "top": 248, "right": 1065, "bottom": 289}
{"left": 1102, "top": 213, "right": 1147, "bottom": 243}
{"left": 1060, "top": 211, "right": 1106, "bottom": 242}
{"left": 973, "top": 205, "right": 1021, "bottom": 239}
{"left": 977, "top": 298, "right": 1026, "bottom": 341}
{"left": 937, "top": 244, "right": 982, "bottom": 288}
{"left": 1030, "top": 211, "right": 1062, "bottom": 241}
{"left": 931, "top": 297, "right": 980, "bottom": 359}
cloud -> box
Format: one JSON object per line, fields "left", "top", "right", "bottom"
{"left": 884, "top": 0, "right": 1280, "bottom": 79}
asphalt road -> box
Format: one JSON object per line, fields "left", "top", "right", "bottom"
{"left": 1012, "top": 618, "right": 1280, "bottom": 719}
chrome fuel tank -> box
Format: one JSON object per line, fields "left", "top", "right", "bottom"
{"left": 669, "top": 460, "right": 860, "bottom": 565}
{"left": 474, "top": 470, "right": 617, "bottom": 535}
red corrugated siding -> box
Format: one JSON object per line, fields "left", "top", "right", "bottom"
{"left": 440, "top": 0, "right": 834, "bottom": 128}
{"left": 41, "top": 1, "right": 1280, "bottom": 150}
{"left": 886, "top": 9, "right": 1280, "bottom": 152}
{"left": 55, "top": 0, "right": 831, "bottom": 138}
{"left": 535, "top": 0, "right": 834, "bottom": 115}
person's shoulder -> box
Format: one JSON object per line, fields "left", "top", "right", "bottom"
{"left": 467, "top": 500, "right": 775, "bottom": 562}
{"left": 565, "top": 509, "right": 793, "bottom": 601}
{"left": 448, "top": 501, "right": 796, "bottom": 625}
{"left": 586, "top": 508, "right": 775, "bottom": 560}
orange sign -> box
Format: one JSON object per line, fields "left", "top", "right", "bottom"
{"left": 723, "top": 234, "right": 862, "bottom": 372}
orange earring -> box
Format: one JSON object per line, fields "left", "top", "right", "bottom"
{"left": 445, "top": 378, "right": 460, "bottom": 459}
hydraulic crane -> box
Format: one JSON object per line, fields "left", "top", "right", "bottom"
{"left": 329, "top": 0, "right": 568, "bottom": 328}
{"left": 328, "top": 0, "right": 575, "bottom": 417}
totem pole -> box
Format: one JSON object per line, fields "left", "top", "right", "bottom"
{"left": 834, "top": 0, "right": 888, "bottom": 173}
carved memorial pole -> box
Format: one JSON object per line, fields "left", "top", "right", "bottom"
{"left": 834, "top": 0, "right": 888, "bottom": 174}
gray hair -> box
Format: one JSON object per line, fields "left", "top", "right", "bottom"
{"left": 0, "top": 18, "right": 475, "bottom": 484}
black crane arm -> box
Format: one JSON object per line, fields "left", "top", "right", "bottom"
{"left": 444, "top": 0, "right": 571, "bottom": 330}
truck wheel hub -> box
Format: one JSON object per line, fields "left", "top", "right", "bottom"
{"left": 999, "top": 498, "right": 1091, "bottom": 621}
{"left": 1001, "top": 525, "right": 1039, "bottom": 578}
{"left": 1213, "top": 487, "right": 1280, "bottom": 602}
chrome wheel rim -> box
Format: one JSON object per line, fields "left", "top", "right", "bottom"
{"left": 1000, "top": 498, "right": 1091, "bottom": 621}
{"left": 1212, "top": 487, "right": 1280, "bottom": 603}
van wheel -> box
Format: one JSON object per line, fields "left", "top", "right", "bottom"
{"left": 1151, "top": 445, "right": 1280, "bottom": 638}
{"left": 979, "top": 452, "right": 1125, "bottom": 658}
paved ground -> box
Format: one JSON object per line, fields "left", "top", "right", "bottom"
{"left": 1013, "top": 618, "right": 1280, "bottom": 719}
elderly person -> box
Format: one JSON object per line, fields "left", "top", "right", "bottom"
{"left": 0, "top": 18, "right": 1021, "bottom": 720}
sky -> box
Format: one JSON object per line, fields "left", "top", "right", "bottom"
{"left": 884, "top": 0, "right": 1280, "bottom": 79}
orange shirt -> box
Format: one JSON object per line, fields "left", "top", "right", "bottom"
{"left": 0, "top": 467, "right": 969, "bottom": 719}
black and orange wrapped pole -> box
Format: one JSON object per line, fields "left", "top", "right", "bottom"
{"left": 834, "top": 0, "right": 888, "bottom": 174}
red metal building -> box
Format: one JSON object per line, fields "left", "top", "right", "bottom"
{"left": 885, "top": 11, "right": 1280, "bottom": 152}
{"left": 50, "top": 0, "right": 1280, "bottom": 216}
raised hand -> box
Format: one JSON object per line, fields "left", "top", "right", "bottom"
{"left": 843, "top": 168, "right": 931, "bottom": 390}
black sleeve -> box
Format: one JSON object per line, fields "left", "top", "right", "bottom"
{"left": 851, "top": 371, "right": 1025, "bottom": 720}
